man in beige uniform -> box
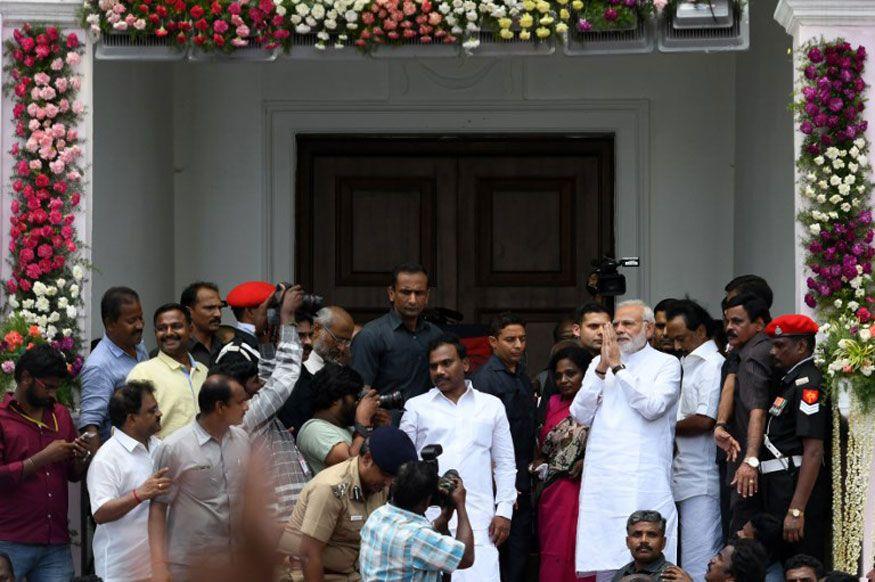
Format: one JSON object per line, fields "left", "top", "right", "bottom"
{"left": 278, "top": 426, "right": 418, "bottom": 581}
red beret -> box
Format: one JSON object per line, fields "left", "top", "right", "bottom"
{"left": 226, "top": 281, "right": 274, "bottom": 309}
{"left": 765, "top": 314, "right": 819, "bottom": 337}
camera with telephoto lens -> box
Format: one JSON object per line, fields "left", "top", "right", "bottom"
{"left": 267, "top": 282, "right": 326, "bottom": 326}
{"left": 420, "top": 444, "right": 461, "bottom": 509}
{"left": 357, "top": 389, "right": 405, "bottom": 410}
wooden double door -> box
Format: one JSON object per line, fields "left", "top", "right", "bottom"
{"left": 296, "top": 136, "right": 614, "bottom": 372}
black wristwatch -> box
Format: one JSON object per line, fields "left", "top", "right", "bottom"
{"left": 354, "top": 422, "right": 374, "bottom": 438}
{"left": 611, "top": 364, "right": 626, "bottom": 375}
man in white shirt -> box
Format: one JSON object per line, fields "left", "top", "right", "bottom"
{"left": 665, "top": 299, "right": 725, "bottom": 581}
{"left": 86, "top": 380, "right": 172, "bottom": 582}
{"left": 570, "top": 300, "right": 682, "bottom": 581}
{"left": 400, "top": 333, "right": 517, "bottom": 582}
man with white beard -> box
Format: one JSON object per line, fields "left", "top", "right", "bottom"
{"left": 569, "top": 300, "right": 682, "bottom": 581}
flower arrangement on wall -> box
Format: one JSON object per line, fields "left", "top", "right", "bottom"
{"left": 793, "top": 38, "right": 875, "bottom": 572}
{"left": 1, "top": 24, "right": 87, "bottom": 403}
{"left": 82, "top": 0, "right": 718, "bottom": 53}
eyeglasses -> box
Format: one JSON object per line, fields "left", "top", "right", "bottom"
{"left": 34, "top": 377, "right": 60, "bottom": 391}
{"left": 323, "top": 326, "right": 352, "bottom": 347}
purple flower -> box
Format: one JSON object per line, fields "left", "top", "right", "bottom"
{"left": 828, "top": 97, "right": 844, "bottom": 112}
{"left": 800, "top": 121, "right": 814, "bottom": 134}
{"left": 819, "top": 283, "right": 831, "bottom": 296}
{"left": 825, "top": 247, "right": 838, "bottom": 261}
{"left": 577, "top": 18, "right": 592, "bottom": 31}
{"left": 624, "top": 0, "right": 636, "bottom": 6}
{"left": 860, "top": 211, "right": 872, "bottom": 224}
{"left": 814, "top": 113, "right": 829, "bottom": 127}
{"left": 806, "top": 277, "right": 818, "bottom": 289}
{"left": 808, "top": 47, "right": 824, "bottom": 63}
{"left": 826, "top": 115, "right": 839, "bottom": 128}
{"left": 852, "top": 243, "right": 865, "bottom": 256}
{"left": 804, "top": 294, "right": 817, "bottom": 308}
{"left": 841, "top": 68, "right": 853, "bottom": 82}
{"left": 0, "top": 360, "right": 14, "bottom": 374}
{"left": 802, "top": 86, "right": 817, "bottom": 100}
{"left": 809, "top": 241, "right": 823, "bottom": 253}
{"left": 804, "top": 102, "right": 819, "bottom": 117}
{"left": 804, "top": 65, "right": 818, "bottom": 80}
{"left": 604, "top": 7, "right": 619, "bottom": 21}
{"left": 856, "top": 46, "right": 867, "bottom": 61}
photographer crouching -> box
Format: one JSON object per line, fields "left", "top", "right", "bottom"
{"left": 360, "top": 453, "right": 475, "bottom": 581}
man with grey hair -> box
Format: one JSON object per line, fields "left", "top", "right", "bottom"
{"left": 571, "top": 300, "right": 682, "bottom": 580}
{"left": 612, "top": 511, "right": 677, "bottom": 581}
{"left": 278, "top": 306, "right": 355, "bottom": 434}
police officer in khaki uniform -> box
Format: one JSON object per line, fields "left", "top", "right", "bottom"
{"left": 759, "top": 314, "right": 830, "bottom": 563}
{"left": 278, "top": 426, "right": 418, "bottom": 581}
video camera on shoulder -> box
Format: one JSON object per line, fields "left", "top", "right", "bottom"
{"left": 357, "top": 388, "right": 405, "bottom": 410}
{"left": 420, "top": 444, "right": 460, "bottom": 509}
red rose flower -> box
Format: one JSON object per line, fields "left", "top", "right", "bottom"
{"left": 190, "top": 5, "right": 205, "bottom": 18}
{"left": 66, "top": 33, "right": 80, "bottom": 49}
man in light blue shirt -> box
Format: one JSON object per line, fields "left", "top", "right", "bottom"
{"left": 360, "top": 459, "right": 474, "bottom": 582}
{"left": 78, "top": 287, "right": 149, "bottom": 442}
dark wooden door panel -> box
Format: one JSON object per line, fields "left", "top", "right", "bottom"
{"left": 296, "top": 136, "right": 614, "bottom": 373}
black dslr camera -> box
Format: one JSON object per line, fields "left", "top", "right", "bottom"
{"left": 420, "top": 444, "right": 460, "bottom": 509}
{"left": 357, "top": 389, "right": 405, "bottom": 410}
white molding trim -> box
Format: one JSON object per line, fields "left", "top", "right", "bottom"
{"left": 263, "top": 99, "right": 652, "bottom": 303}
{"left": 775, "top": 0, "right": 875, "bottom": 37}
{"left": 0, "top": 0, "right": 80, "bottom": 25}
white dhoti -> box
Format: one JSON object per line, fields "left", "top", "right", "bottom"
{"left": 677, "top": 495, "right": 722, "bottom": 581}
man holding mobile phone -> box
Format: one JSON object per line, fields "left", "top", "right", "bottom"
{"left": 0, "top": 345, "right": 98, "bottom": 581}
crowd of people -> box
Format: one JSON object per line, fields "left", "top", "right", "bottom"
{"left": 2, "top": 262, "right": 875, "bottom": 582}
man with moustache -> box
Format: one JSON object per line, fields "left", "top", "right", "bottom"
{"left": 148, "top": 375, "right": 251, "bottom": 582}
{"left": 570, "top": 300, "right": 682, "bottom": 580}
{"left": 713, "top": 293, "right": 773, "bottom": 534}
{"left": 0, "top": 345, "right": 96, "bottom": 581}
{"left": 611, "top": 511, "right": 676, "bottom": 581}
{"left": 665, "top": 300, "right": 724, "bottom": 580}
{"left": 87, "top": 381, "right": 171, "bottom": 582}
{"left": 651, "top": 299, "right": 679, "bottom": 355}
{"left": 279, "top": 306, "right": 356, "bottom": 435}
{"left": 128, "top": 303, "right": 208, "bottom": 439}
{"left": 401, "top": 334, "right": 516, "bottom": 582}
{"left": 759, "top": 315, "right": 829, "bottom": 562}
{"left": 180, "top": 281, "right": 225, "bottom": 367}
{"left": 703, "top": 539, "right": 769, "bottom": 582}
{"left": 351, "top": 263, "right": 443, "bottom": 407}
{"left": 80, "top": 286, "right": 150, "bottom": 443}
{"left": 472, "top": 312, "right": 536, "bottom": 582}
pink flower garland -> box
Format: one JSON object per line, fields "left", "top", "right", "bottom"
{"left": 795, "top": 40, "right": 875, "bottom": 321}
{"left": 3, "top": 24, "right": 86, "bottom": 378}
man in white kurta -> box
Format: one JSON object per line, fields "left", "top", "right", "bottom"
{"left": 400, "top": 336, "right": 517, "bottom": 582}
{"left": 570, "top": 300, "right": 682, "bottom": 580}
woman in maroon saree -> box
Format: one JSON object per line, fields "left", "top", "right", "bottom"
{"left": 533, "top": 345, "right": 594, "bottom": 582}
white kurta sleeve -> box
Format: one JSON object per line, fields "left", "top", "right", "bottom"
{"left": 491, "top": 404, "right": 517, "bottom": 520}
{"left": 570, "top": 358, "right": 604, "bottom": 427}
{"left": 615, "top": 356, "right": 681, "bottom": 421}
{"left": 399, "top": 407, "right": 419, "bottom": 449}
{"left": 695, "top": 358, "right": 723, "bottom": 419}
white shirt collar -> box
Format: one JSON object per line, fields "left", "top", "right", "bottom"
{"left": 236, "top": 322, "right": 256, "bottom": 336}
{"left": 429, "top": 379, "right": 475, "bottom": 404}
{"left": 304, "top": 349, "right": 325, "bottom": 375}
{"left": 686, "top": 339, "right": 719, "bottom": 361}
{"left": 112, "top": 427, "right": 157, "bottom": 453}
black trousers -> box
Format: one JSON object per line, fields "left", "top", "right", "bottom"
{"left": 760, "top": 467, "right": 830, "bottom": 564}
{"left": 499, "top": 493, "right": 534, "bottom": 582}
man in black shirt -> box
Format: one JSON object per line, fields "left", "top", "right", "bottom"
{"left": 472, "top": 312, "right": 535, "bottom": 582}
{"left": 611, "top": 511, "right": 676, "bottom": 581}
{"left": 180, "top": 281, "right": 225, "bottom": 367}
{"left": 350, "top": 263, "right": 443, "bottom": 407}
{"left": 760, "top": 314, "right": 829, "bottom": 562}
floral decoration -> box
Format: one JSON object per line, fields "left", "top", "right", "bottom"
{"left": 793, "top": 38, "right": 875, "bottom": 573}
{"left": 793, "top": 39, "right": 875, "bottom": 406}
{"left": 81, "top": 0, "right": 722, "bottom": 52}
{"left": 1, "top": 24, "right": 87, "bottom": 401}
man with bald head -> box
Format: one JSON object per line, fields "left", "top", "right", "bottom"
{"left": 279, "top": 306, "right": 356, "bottom": 434}
{"left": 570, "top": 300, "right": 682, "bottom": 581}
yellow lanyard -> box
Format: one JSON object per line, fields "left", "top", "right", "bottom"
{"left": 10, "top": 401, "right": 59, "bottom": 432}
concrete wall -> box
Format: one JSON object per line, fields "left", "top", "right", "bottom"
{"left": 734, "top": 0, "right": 795, "bottom": 315}
{"left": 91, "top": 62, "right": 174, "bottom": 349}
{"left": 90, "top": 8, "right": 796, "bottom": 325}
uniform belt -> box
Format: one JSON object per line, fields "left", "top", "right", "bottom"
{"left": 760, "top": 455, "right": 803, "bottom": 475}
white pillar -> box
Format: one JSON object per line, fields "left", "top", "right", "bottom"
{"left": 0, "top": 0, "right": 93, "bottom": 574}
{"left": 775, "top": 0, "right": 875, "bottom": 574}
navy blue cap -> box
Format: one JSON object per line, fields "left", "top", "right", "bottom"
{"left": 368, "top": 426, "right": 417, "bottom": 476}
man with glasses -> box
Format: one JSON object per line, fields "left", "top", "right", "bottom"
{"left": 0, "top": 345, "right": 97, "bottom": 581}
{"left": 279, "top": 306, "right": 356, "bottom": 435}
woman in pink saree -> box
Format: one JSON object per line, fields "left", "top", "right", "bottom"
{"left": 533, "top": 345, "right": 594, "bottom": 582}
